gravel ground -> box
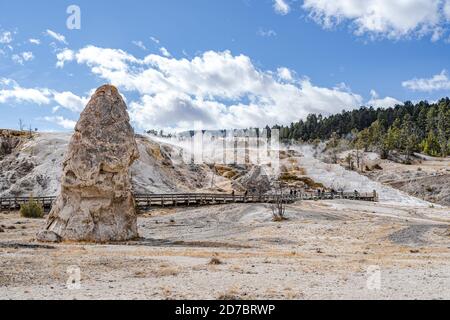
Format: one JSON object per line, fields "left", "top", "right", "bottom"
{"left": 0, "top": 200, "right": 449, "bottom": 300}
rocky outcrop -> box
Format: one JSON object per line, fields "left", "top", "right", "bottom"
{"left": 237, "top": 166, "right": 271, "bottom": 194}
{"left": 0, "top": 130, "right": 26, "bottom": 159}
{"left": 37, "top": 85, "right": 140, "bottom": 243}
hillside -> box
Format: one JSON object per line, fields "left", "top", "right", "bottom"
{"left": 336, "top": 150, "right": 450, "bottom": 206}
{"left": 0, "top": 130, "right": 437, "bottom": 208}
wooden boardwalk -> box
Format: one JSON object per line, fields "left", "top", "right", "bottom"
{"left": 0, "top": 191, "right": 377, "bottom": 212}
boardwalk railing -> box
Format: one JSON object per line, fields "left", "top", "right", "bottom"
{"left": 134, "top": 193, "right": 296, "bottom": 210}
{"left": 0, "top": 191, "right": 377, "bottom": 212}
{"left": 0, "top": 196, "right": 56, "bottom": 212}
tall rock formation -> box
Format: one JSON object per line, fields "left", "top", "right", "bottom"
{"left": 37, "top": 85, "right": 140, "bottom": 242}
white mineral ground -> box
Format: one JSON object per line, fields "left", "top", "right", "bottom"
{"left": 0, "top": 200, "right": 449, "bottom": 299}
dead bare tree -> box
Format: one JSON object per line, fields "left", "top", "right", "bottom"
{"left": 28, "top": 124, "right": 33, "bottom": 139}
{"left": 271, "top": 182, "right": 288, "bottom": 222}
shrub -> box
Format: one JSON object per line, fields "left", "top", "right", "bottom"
{"left": 20, "top": 197, "right": 44, "bottom": 218}
{"left": 271, "top": 198, "right": 288, "bottom": 222}
{"left": 209, "top": 257, "right": 223, "bottom": 265}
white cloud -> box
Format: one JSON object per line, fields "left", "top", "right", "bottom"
{"left": 258, "top": 28, "right": 277, "bottom": 37}
{"left": 132, "top": 40, "right": 147, "bottom": 50}
{"left": 302, "top": 0, "right": 450, "bottom": 40}
{"left": 129, "top": 92, "right": 220, "bottom": 131}
{"left": 45, "top": 29, "right": 68, "bottom": 44}
{"left": 402, "top": 70, "right": 450, "bottom": 92}
{"left": 273, "top": 0, "right": 290, "bottom": 15}
{"left": 42, "top": 116, "right": 76, "bottom": 130}
{"left": 277, "top": 67, "right": 294, "bottom": 82}
{"left": 58, "top": 46, "right": 364, "bottom": 131}
{"left": 56, "top": 49, "right": 75, "bottom": 68}
{"left": 159, "top": 47, "right": 172, "bottom": 57}
{"left": 22, "top": 52, "right": 34, "bottom": 61}
{"left": 29, "top": 38, "right": 41, "bottom": 45}
{"left": 0, "top": 31, "right": 13, "bottom": 44}
{"left": 368, "top": 90, "right": 402, "bottom": 108}
{"left": 150, "top": 36, "right": 160, "bottom": 44}
{"left": 0, "top": 79, "right": 51, "bottom": 105}
{"left": 53, "top": 91, "right": 89, "bottom": 112}
{"left": 11, "top": 55, "right": 21, "bottom": 64}
{"left": 445, "top": 0, "right": 450, "bottom": 21}
{"left": 0, "top": 78, "right": 89, "bottom": 113}
{"left": 74, "top": 46, "right": 138, "bottom": 73}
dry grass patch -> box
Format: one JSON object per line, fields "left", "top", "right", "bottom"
{"left": 229, "top": 265, "right": 244, "bottom": 273}
{"left": 133, "top": 270, "right": 148, "bottom": 278}
{"left": 208, "top": 257, "right": 223, "bottom": 265}
{"left": 218, "top": 285, "right": 244, "bottom": 300}
{"left": 155, "top": 267, "right": 180, "bottom": 277}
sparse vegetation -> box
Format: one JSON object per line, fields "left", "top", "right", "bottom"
{"left": 20, "top": 197, "right": 44, "bottom": 219}
{"left": 208, "top": 257, "right": 223, "bottom": 265}
{"left": 218, "top": 286, "right": 242, "bottom": 300}
{"left": 154, "top": 264, "right": 180, "bottom": 277}
{"left": 271, "top": 183, "right": 289, "bottom": 222}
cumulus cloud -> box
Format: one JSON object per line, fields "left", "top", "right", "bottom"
{"left": 130, "top": 92, "right": 221, "bottom": 131}
{"left": 150, "top": 36, "right": 160, "bottom": 44}
{"left": 132, "top": 40, "right": 147, "bottom": 50}
{"left": 57, "top": 46, "right": 367, "bottom": 131}
{"left": 0, "top": 78, "right": 51, "bottom": 105}
{"left": 29, "top": 38, "right": 41, "bottom": 45}
{"left": 12, "top": 51, "right": 34, "bottom": 65}
{"left": 368, "top": 90, "right": 402, "bottom": 108}
{"left": 0, "top": 31, "right": 13, "bottom": 44}
{"left": 45, "top": 29, "right": 68, "bottom": 44}
{"left": 22, "top": 52, "right": 34, "bottom": 61}
{"left": 258, "top": 28, "right": 277, "bottom": 37}
{"left": 42, "top": 116, "right": 76, "bottom": 130}
{"left": 446, "top": 0, "right": 450, "bottom": 20}
{"left": 56, "top": 49, "right": 75, "bottom": 68}
{"left": 159, "top": 47, "right": 172, "bottom": 57}
{"left": 53, "top": 91, "right": 89, "bottom": 112}
{"left": 0, "top": 78, "right": 89, "bottom": 113}
{"left": 273, "top": 0, "right": 290, "bottom": 15}
{"left": 277, "top": 67, "right": 295, "bottom": 82}
{"left": 402, "top": 70, "right": 450, "bottom": 92}
{"left": 302, "top": 0, "right": 450, "bottom": 40}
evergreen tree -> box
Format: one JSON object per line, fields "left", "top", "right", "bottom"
{"left": 357, "top": 128, "right": 371, "bottom": 152}
{"left": 385, "top": 119, "right": 401, "bottom": 155}
{"left": 327, "top": 132, "right": 340, "bottom": 163}
{"left": 399, "top": 114, "right": 419, "bottom": 161}
{"left": 421, "top": 131, "right": 440, "bottom": 156}
{"left": 437, "top": 102, "right": 450, "bottom": 157}
{"left": 368, "top": 120, "right": 388, "bottom": 158}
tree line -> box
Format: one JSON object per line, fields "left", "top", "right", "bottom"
{"left": 274, "top": 98, "right": 450, "bottom": 159}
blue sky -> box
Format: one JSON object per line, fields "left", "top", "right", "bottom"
{"left": 1, "top": 0, "right": 450, "bottom": 132}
